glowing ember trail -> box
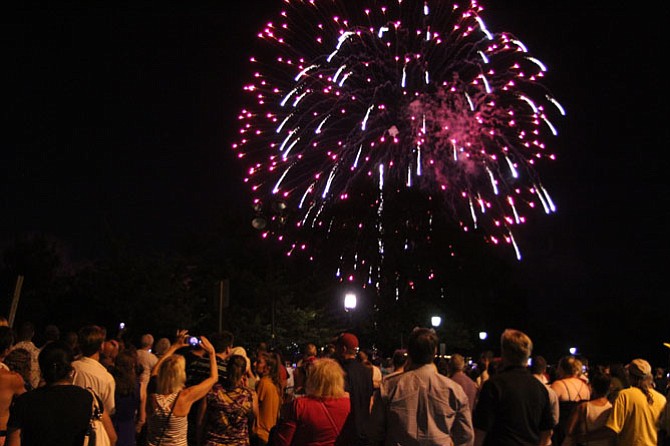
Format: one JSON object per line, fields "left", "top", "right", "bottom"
{"left": 233, "top": 0, "right": 564, "bottom": 296}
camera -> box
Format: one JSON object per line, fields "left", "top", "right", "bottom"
{"left": 188, "top": 336, "right": 200, "bottom": 347}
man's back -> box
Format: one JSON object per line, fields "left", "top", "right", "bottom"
{"left": 185, "top": 353, "right": 228, "bottom": 386}
{"left": 606, "top": 386, "right": 667, "bottom": 446}
{"left": 370, "top": 364, "right": 474, "bottom": 446}
{"left": 451, "top": 371, "right": 479, "bottom": 414}
{"left": 473, "top": 365, "right": 553, "bottom": 446}
{"left": 72, "top": 356, "right": 116, "bottom": 415}
{"left": 340, "top": 357, "right": 374, "bottom": 445}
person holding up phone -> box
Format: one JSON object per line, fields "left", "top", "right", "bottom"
{"left": 182, "top": 331, "right": 235, "bottom": 445}
{"left": 146, "top": 330, "right": 218, "bottom": 446}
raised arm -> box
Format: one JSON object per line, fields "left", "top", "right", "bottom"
{"left": 180, "top": 335, "right": 218, "bottom": 405}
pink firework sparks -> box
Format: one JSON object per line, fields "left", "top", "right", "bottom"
{"left": 234, "top": 0, "right": 564, "bottom": 294}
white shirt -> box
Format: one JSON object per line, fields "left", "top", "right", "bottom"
{"left": 372, "top": 364, "right": 383, "bottom": 389}
{"left": 72, "top": 356, "right": 116, "bottom": 415}
{"left": 137, "top": 349, "right": 158, "bottom": 384}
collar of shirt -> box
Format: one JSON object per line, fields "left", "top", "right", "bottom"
{"left": 76, "top": 356, "right": 107, "bottom": 370}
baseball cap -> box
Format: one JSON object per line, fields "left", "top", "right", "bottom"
{"left": 336, "top": 332, "right": 359, "bottom": 351}
{"left": 626, "top": 358, "right": 652, "bottom": 378}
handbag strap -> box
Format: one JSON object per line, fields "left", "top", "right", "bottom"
{"left": 86, "top": 387, "right": 103, "bottom": 419}
{"left": 319, "top": 401, "right": 341, "bottom": 437}
{"left": 156, "top": 391, "right": 181, "bottom": 446}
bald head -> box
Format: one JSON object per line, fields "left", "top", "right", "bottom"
{"left": 140, "top": 334, "right": 154, "bottom": 349}
{"left": 448, "top": 354, "right": 466, "bottom": 374}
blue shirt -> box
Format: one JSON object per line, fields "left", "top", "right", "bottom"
{"left": 369, "top": 364, "right": 474, "bottom": 446}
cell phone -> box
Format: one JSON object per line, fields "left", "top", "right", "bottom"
{"left": 188, "top": 336, "right": 200, "bottom": 347}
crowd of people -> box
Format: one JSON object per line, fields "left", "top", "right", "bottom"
{"left": 0, "top": 316, "right": 668, "bottom": 446}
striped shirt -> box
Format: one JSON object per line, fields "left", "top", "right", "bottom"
{"left": 147, "top": 392, "right": 187, "bottom": 446}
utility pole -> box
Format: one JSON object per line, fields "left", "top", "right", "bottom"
{"left": 8, "top": 275, "right": 24, "bottom": 327}
{"left": 218, "top": 279, "right": 229, "bottom": 333}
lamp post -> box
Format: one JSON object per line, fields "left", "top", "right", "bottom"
{"left": 431, "top": 316, "right": 445, "bottom": 356}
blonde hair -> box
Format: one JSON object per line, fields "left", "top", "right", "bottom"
{"left": 501, "top": 329, "right": 533, "bottom": 366}
{"left": 306, "top": 358, "right": 346, "bottom": 398}
{"left": 557, "top": 356, "right": 582, "bottom": 378}
{"left": 157, "top": 355, "right": 186, "bottom": 394}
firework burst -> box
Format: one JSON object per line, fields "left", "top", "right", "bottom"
{"left": 233, "top": 0, "right": 564, "bottom": 296}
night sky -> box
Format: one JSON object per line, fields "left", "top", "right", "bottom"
{"left": 2, "top": 2, "right": 668, "bottom": 365}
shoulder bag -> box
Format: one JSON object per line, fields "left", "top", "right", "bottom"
{"left": 83, "top": 388, "right": 111, "bottom": 446}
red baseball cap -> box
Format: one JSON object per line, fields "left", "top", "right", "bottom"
{"left": 336, "top": 332, "right": 359, "bottom": 351}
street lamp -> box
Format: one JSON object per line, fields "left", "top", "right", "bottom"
{"left": 569, "top": 347, "right": 578, "bottom": 355}
{"left": 431, "top": 316, "right": 445, "bottom": 356}
{"left": 344, "top": 293, "right": 357, "bottom": 312}
{"left": 344, "top": 292, "right": 357, "bottom": 331}
{"left": 479, "top": 331, "right": 488, "bottom": 341}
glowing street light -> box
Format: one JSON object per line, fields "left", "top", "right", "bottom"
{"left": 569, "top": 347, "right": 578, "bottom": 355}
{"left": 479, "top": 331, "right": 488, "bottom": 341}
{"left": 344, "top": 293, "right": 357, "bottom": 312}
{"left": 431, "top": 316, "right": 442, "bottom": 328}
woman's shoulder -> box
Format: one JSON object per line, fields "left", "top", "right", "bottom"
{"left": 257, "top": 376, "right": 276, "bottom": 390}
{"left": 239, "top": 385, "right": 255, "bottom": 396}
{"left": 328, "top": 395, "right": 351, "bottom": 406}
{"left": 219, "top": 385, "right": 254, "bottom": 398}
{"left": 21, "top": 384, "right": 93, "bottom": 406}
{"left": 299, "top": 395, "right": 349, "bottom": 406}
{"left": 291, "top": 395, "right": 349, "bottom": 419}
{"left": 61, "top": 384, "right": 95, "bottom": 398}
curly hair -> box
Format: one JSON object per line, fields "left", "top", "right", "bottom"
{"left": 4, "top": 348, "right": 31, "bottom": 385}
{"left": 114, "top": 350, "right": 138, "bottom": 397}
